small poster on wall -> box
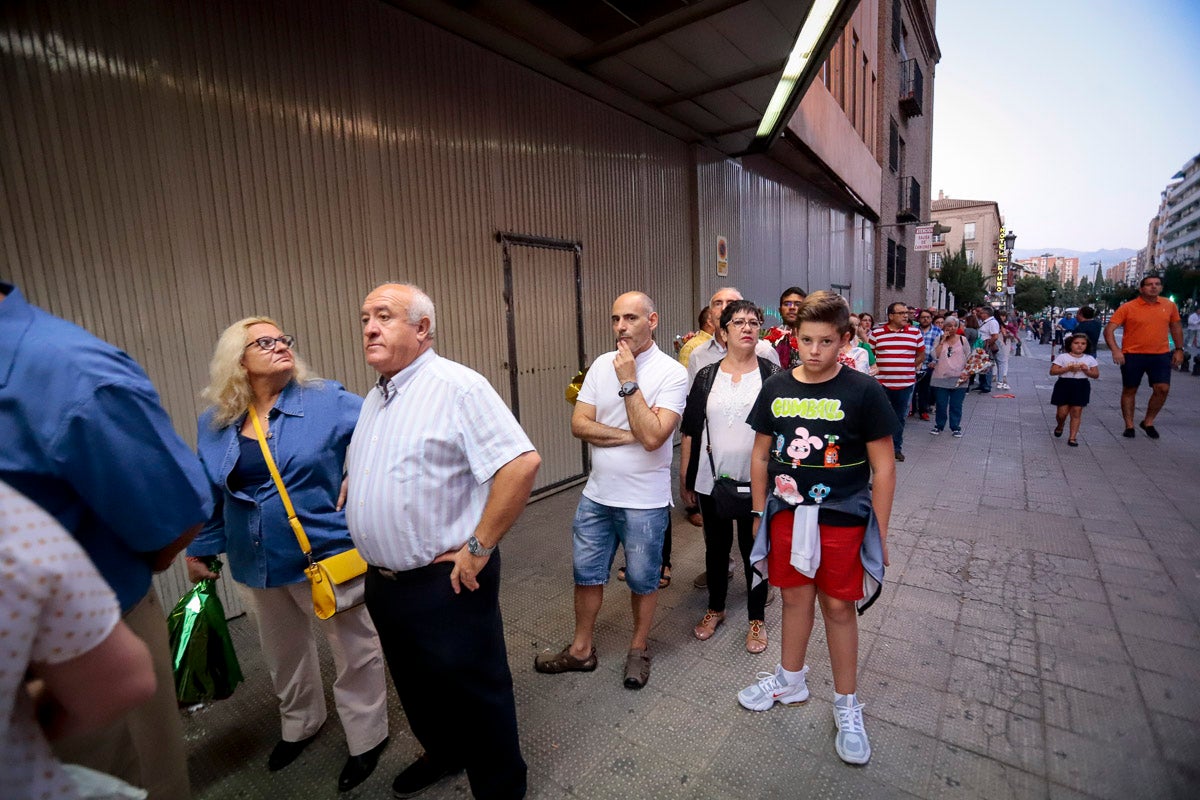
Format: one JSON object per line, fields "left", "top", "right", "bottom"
{"left": 716, "top": 235, "right": 729, "bottom": 276}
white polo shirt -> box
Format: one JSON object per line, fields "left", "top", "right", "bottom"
{"left": 578, "top": 345, "right": 687, "bottom": 509}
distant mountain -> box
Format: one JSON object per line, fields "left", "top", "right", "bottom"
{"left": 1011, "top": 248, "right": 1139, "bottom": 280}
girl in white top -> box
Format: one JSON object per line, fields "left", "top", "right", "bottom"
{"left": 839, "top": 315, "right": 872, "bottom": 374}
{"left": 1049, "top": 333, "right": 1100, "bottom": 446}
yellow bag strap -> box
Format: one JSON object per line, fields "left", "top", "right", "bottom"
{"left": 248, "top": 404, "right": 313, "bottom": 560}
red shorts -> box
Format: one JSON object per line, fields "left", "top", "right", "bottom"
{"left": 767, "top": 509, "right": 866, "bottom": 601}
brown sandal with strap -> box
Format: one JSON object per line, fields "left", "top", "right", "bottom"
{"left": 623, "top": 648, "right": 651, "bottom": 689}
{"left": 693, "top": 610, "right": 725, "bottom": 640}
{"left": 534, "top": 645, "right": 597, "bottom": 674}
{"left": 745, "top": 620, "right": 768, "bottom": 654}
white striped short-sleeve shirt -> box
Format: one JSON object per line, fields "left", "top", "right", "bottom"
{"left": 346, "top": 350, "right": 536, "bottom": 571}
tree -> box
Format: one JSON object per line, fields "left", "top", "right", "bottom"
{"left": 937, "top": 244, "right": 986, "bottom": 309}
{"left": 1013, "top": 276, "right": 1051, "bottom": 314}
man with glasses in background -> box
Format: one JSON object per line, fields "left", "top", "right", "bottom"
{"left": 763, "top": 286, "right": 808, "bottom": 369}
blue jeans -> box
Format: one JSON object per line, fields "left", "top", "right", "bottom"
{"left": 572, "top": 496, "right": 668, "bottom": 595}
{"left": 933, "top": 385, "right": 967, "bottom": 432}
{"left": 884, "top": 384, "right": 914, "bottom": 453}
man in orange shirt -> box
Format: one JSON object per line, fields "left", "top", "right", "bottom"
{"left": 1103, "top": 275, "right": 1184, "bottom": 439}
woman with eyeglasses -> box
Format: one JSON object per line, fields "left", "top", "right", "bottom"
{"left": 185, "top": 318, "right": 389, "bottom": 792}
{"left": 679, "top": 300, "right": 779, "bottom": 653}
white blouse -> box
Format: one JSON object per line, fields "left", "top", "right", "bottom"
{"left": 695, "top": 367, "right": 762, "bottom": 495}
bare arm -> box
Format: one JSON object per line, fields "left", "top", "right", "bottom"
{"left": 1170, "top": 320, "right": 1185, "bottom": 364}
{"left": 624, "top": 396, "right": 681, "bottom": 451}
{"left": 151, "top": 522, "right": 202, "bottom": 572}
{"left": 866, "top": 436, "right": 895, "bottom": 567}
{"left": 679, "top": 433, "right": 696, "bottom": 508}
{"left": 1103, "top": 319, "right": 1124, "bottom": 365}
{"left": 33, "top": 621, "right": 156, "bottom": 740}
{"left": 571, "top": 401, "right": 636, "bottom": 447}
{"left": 749, "top": 433, "right": 772, "bottom": 539}
{"left": 446, "top": 450, "right": 542, "bottom": 593}
{"left": 1049, "top": 361, "right": 1068, "bottom": 376}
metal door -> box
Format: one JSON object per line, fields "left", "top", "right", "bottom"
{"left": 499, "top": 233, "right": 588, "bottom": 495}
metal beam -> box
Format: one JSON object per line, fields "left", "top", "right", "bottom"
{"left": 569, "top": 0, "right": 752, "bottom": 66}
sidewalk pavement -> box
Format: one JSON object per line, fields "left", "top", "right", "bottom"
{"left": 183, "top": 339, "right": 1200, "bottom": 799}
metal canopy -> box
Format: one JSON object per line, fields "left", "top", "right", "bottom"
{"left": 388, "top": 0, "right": 856, "bottom": 156}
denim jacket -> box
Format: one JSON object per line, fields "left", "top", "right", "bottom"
{"left": 749, "top": 486, "right": 885, "bottom": 614}
{"left": 188, "top": 379, "right": 362, "bottom": 588}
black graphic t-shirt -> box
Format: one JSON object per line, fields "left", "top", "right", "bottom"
{"left": 747, "top": 367, "right": 896, "bottom": 524}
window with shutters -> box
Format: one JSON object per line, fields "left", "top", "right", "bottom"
{"left": 887, "top": 239, "right": 897, "bottom": 288}
{"left": 897, "top": 245, "right": 907, "bottom": 289}
{"left": 892, "top": 0, "right": 901, "bottom": 50}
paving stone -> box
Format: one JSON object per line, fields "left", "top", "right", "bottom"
{"left": 939, "top": 696, "right": 1045, "bottom": 774}
{"left": 1045, "top": 726, "right": 1173, "bottom": 800}
{"left": 1037, "top": 643, "right": 1139, "bottom": 701}
{"left": 857, "top": 668, "right": 946, "bottom": 738}
{"left": 928, "top": 744, "right": 1048, "bottom": 800}
{"left": 870, "top": 633, "right": 954, "bottom": 691}
{"left": 1124, "top": 635, "right": 1200, "bottom": 681}
{"left": 953, "top": 624, "right": 1040, "bottom": 677}
{"left": 1113, "top": 608, "right": 1200, "bottom": 648}
{"left": 1136, "top": 670, "right": 1200, "bottom": 722}
{"left": 1040, "top": 681, "right": 1155, "bottom": 748}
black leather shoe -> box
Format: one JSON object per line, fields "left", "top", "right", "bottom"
{"left": 268, "top": 729, "right": 321, "bottom": 771}
{"left": 392, "top": 753, "right": 463, "bottom": 798}
{"left": 339, "top": 736, "right": 389, "bottom": 792}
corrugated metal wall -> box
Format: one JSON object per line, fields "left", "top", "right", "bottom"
{"left": 0, "top": 0, "right": 695, "bottom": 612}
{"left": 694, "top": 148, "right": 874, "bottom": 323}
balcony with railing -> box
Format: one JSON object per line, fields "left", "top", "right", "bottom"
{"left": 897, "top": 176, "right": 920, "bottom": 222}
{"left": 900, "top": 59, "right": 923, "bottom": 117}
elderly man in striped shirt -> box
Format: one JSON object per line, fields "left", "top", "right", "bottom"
{"left": 868, "top": 303, "right": 926, "bottom": 462}
{"left": 347, "top": 283, "right": 542, "bottom": 800}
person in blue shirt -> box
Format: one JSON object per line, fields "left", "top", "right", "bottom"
{"left": 185, "top": 317, "right": 389, "bottom": 792}
{"left": 0, "top": 282, "right": 213, "bottom": 800}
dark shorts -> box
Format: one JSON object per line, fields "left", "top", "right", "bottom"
{"left": 1120, "top": 352, "right": 1172, "bottom": 388}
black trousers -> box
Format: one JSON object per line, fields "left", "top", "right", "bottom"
{"left": 698, "top": 493, "right": 767, "bottom": 620}
{"left": 365, "top": 553, "right": 526, "bottom": 799}
{"left": 912, "top": 369, "right": 933, "bottom": 413}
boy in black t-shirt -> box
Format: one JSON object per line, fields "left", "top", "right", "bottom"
{"left": 737, "top": 291, "right": 897, "bottom": 766}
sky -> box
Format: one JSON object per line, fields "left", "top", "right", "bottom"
{"left": 929, "top": 0, "right": 1200, "bottom": 254}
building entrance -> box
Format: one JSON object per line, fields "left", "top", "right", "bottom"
{"left": 499, "top": 232, "right": 588, "bottom": 495}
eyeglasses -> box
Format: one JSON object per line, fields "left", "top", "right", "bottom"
{"left": 729, "top": 318, "right": 762, "bottom": 330}
{"left": 245, "top": 335, "right": 296, "bottom": 351}
{"left": 781, "top": 301, "right": 803, "bottom": 309}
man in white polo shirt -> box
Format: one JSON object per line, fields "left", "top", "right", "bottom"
{"left": 535, "top": 291, "right": 687, "bottom": 690}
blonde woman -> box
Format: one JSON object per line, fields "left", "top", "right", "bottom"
{"left": 185, "top": 317, "right": 389, "bottom": 792}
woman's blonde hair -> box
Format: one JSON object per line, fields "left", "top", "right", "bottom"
{"left": 202, "top": 316, "right": 319, "bottom": 428}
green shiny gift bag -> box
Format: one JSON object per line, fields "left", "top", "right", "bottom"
{"left": 167, "top": 560, "right": 244, "bottom": 705}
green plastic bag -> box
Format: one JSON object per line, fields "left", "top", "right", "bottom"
{"left": 167, "top": 559, "right": 244, "bottom": 705}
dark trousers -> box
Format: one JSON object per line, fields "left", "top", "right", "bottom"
{"left": 365, "top": 554, "right": 526, "bottom": 799}
{"left": 884, "top": 384, "right": 914, "bottom": 453}
{"left": 698, "top": 494, "right": 767, "bottom": 620}
{"left": 912, "top": 370, "right": 933, "bottom": 413}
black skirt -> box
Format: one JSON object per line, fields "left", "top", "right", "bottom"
{"left": 1050, "top": 377, "right": 1091, "bottom": 407}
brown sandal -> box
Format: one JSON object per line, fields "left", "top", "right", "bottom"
{"left": 623, "top": 648, "right": 651, "bottom": 689}
{"left": 746, "top": 620, "right": 767, "bottom": 654}
{"left": 534, "top": 645, "right": 597, "bottom": 674}
{"left": 693, "top": 610, "right": 725, "bottom": 640}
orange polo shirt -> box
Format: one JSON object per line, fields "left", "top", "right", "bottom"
{"left": 1109, "top": 296, "right": 1181, "bottom": 354}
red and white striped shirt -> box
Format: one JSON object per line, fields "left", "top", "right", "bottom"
{"left": 869, "top": 324, "right": 925, "bottom": 389}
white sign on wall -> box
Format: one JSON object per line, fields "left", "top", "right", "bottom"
{"left": 914, "top": 224, "right": 934, "bottom": 252}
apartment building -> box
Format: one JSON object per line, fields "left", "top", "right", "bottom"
{"left": 1015, "top": 255, "right": 1081, "bottom": 285}
{"left": 930, "top": 192, "right": 1004, "bottom": 285}
{"left": 1155, "top": 152, "right": 1200, "bottom": 267}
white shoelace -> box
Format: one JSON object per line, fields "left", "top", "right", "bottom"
{"left": 835, "top": 701, "right": 866, "bottom": 733}
{"left": 753, "top": 671, "right": 782, "bottom": 692}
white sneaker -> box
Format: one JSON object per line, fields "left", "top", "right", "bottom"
{"left": 737, "top": 665, "right": 809, "bottom": 711}
{"left": 833, "top": 696, "right": 871, "bottom": 764}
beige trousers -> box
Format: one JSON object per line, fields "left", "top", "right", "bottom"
{"left": 238, "top": 581, "right": 389, "bottom": 755}
{"left": 53, "top": 587, "right": 191, "bottom": 800}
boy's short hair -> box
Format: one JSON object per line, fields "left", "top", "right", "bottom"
{"left": 797, "top": 290, "right": 850, "bottom": 331}
{"left": 1077, "top": 306, "right": 1096, "bottom": 320}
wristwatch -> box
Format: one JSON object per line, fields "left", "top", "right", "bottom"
{"left": 467, "top": 535, "right": 495, "bottom": 557}
{"left": 618, "top": 380, "right": 639, "bottom": 397}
